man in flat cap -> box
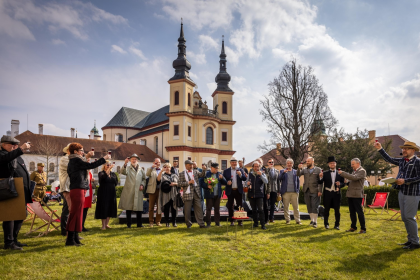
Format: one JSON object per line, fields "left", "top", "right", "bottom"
{"left": 178, "top": 159, "right": 207, "bottom": 228}
{"left": 375, "top": 140, "right": 420, "bottom": 249}
{"left": 0, "top": 136, "right": 32, "bottom": 250}
{"left": 201, "top": 162, "right": 227, "bottom": 227}
{"left": 30, "top": 163, "right": 47, "bottom": 202}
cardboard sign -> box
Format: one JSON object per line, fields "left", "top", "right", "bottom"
{"left": 0, "top": 178, "right": 27, "bottom": 222}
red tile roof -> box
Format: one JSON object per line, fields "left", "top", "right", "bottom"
{"left": 15, "top": 131, "right": 165, "bottom": 162}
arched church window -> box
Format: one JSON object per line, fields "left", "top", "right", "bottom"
{"left": 222, "top": 102, "right": 228, "bottom": 114}
{"left": 206, "top": 127, "right": 213, "bottom": 145}
{"left": 174, "top": 91, "right": 179, "bottom": 105}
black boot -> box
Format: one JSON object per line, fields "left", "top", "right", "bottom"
{"left": 136, "top": 211, "right": 144, "bottom": 228}
{"left": 126, "top": 210, "right": 132, "bottom": 228}
{"left": 74, "top": 232, "right": 84, "bottom": 246}
{"left": 65, "top": 232, "right": 79, "bottom": 246}
{"left": 82, "top": 208, "right": 89, "bottom": 232}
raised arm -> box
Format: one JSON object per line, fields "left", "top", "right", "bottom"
{"left": 378, "top": 148, "right": 401, "bottom": 166}
{"left": 340, "top": 169, "right": 367, "bottom": 181}
{"left": 146, "top": 167, "right": 153, "bottom": 177}
{"left": 0, "top": 148, "right": 23, "bottom": 163}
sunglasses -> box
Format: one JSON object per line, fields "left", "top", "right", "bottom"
{"left": 268, "top": 162, "right": 274, "bottom": 164}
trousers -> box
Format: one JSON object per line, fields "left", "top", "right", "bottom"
{"left": 347, "top": 197, "right": 366, "bottom": 231}
{"left": 126, "top": 210, "right": 143, "bottom": 227}
{"left": 249, "top": 197, "right": 265, "bottom": 226}
{"left": 60, "top": 194, "right": 70, "bottom": 235}
{"left": 148, "top": 189, "right": 162, "bottom": 224}
{"left": 183, "top": 191, "right": 205, "bottom": 227}
{"left": 227, "top": 189, "right": 243, "bottom": 222}
{"left": 2, "top": 220, "right": 23, "bottom": 245}
{"left": 282, "top": 192, "right": 300, "bottom": 222}
{"left": 323, "top": 191, "right": 341, "bottom": 227}
{"left": 163, "top": 199, "right": 177, "bottom": 224}
{"left": 66, "top": 189, "right": 86, "bottom": 233}
{"left": 399, "top": 191, "right": 420, "bottom": 245}
{"left": 205, "top": 195, "right": 221, "bottom": 225}
{"left": 268, "top": 192, "right": 278, "bottom": 220}
{"left": 304, "top": 190, "right": 320, "bottom": 214}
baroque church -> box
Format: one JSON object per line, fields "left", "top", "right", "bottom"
{"left": 101, "top": 22, "right": 236, "bottom": 169}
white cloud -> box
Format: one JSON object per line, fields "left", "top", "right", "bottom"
{"left": 129, "top": 46, "right": 147, "bottom": 60}
{"left": 111, "top": 44, "right": 126, "bottom": 54}
{"left": 189, "top": 72, "right": 198, "bottom": 80}
{"left": 52, "top": 39, "right": 65, "bottom": 45}
{"left": 0, "top": 0, "right": 35, "bottom": 40}
{"left": 188, "top": 50, "right": 206, "bottom": 64}
{"left": 1, "top": 0, "right": 128, "bottom": 40}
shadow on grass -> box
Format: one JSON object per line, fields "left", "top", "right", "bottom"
{"left": 335, "top": 248, "right": 406, "bottom": 272}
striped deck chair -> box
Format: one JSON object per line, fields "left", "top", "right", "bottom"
{"left": 24, "top": 203, "right": 35, "bottom": 223}
{"left": 25, "top": 202, "right": 61, "bottom": 237}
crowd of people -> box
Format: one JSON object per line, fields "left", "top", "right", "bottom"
{"left": 1, "top": 135, "right": 419, "bottom": 250}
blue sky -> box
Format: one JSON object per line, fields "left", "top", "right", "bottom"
{"left": 1, "top": 0, "right": 419, "bottom": 162}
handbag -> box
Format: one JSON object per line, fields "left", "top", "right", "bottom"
{"left": 176, "top": 192, "right": 184, "bottom": 208}
{"left": 143, "top": 177, "right": 149, "bottom": 198}
{"left": 0, "top": 162, "right": 18, "bottom": 201}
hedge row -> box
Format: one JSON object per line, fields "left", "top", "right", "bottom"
{"left": 298, "top": 185, "right": 409, "bottom": 209}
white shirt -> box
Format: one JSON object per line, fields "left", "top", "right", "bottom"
{"left": 231, "top": 168, "right": 238, "bottom": 189}
{"left": 325, "top": 170, "right": 337, "bottom": 191}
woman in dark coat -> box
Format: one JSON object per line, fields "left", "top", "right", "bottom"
{"left": 95, "top": 161, "right": 118, "bottom": 230}
{"left": 66, "top": 143, "right": 108, "bottom": 246}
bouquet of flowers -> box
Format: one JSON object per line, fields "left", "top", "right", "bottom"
{"left": 204, "top": 177, "right": 219, "bottom": 193}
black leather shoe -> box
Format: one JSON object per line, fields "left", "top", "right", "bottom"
{"left": 403, "top": 243, "right": 420, "bottom": 249}
{"left": 4, "top": 243, "right": 23, "bottom": 250}
{"left": 137, "top": 225, "right": 144, "bottom": 228}
{"left": 398, "top": 241, "right": 411, "bottom": 246}
{"left": 325, "top": 225, "right": 329, "bottom": 229}
{"left": 166, "top": 223, "right": 170, "bottom": 227}
{"left": 230, "top": 222, "right": 235, "bottom": 226}
{"left": 334, "top": 226, "right": 340, "bottom": 230}
{"left": 253, "top": 223, "right": 258, "bottom": 228}
{"left": 187, "top": 226, "right": 192, "bottom": 229}
{"left": 82, "top": 228, "right": 89, "bottom": 232}
{"left": 199, "top": 225, "right": 206, "bottom": 228}
{"left": 215, "top": 223, "right": 221, "bottom": 227}
{"left": 74, "top": 232, "right": 84, "bottom": 246}
{"left": 206, "top": 224, "right": 211, "bottom": 228}
{"left": 346, "top": 228, "right": 357, "bottom": 232}
{"left": 15, "top": 241, "right": 27, "bottom": 247}
{"left": 238, "top": 221, "right": 243, "bottom": 226}
{"left": 261, "top": 225, "right": 267, "bottom": 230}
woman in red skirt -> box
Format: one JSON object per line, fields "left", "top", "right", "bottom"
{"left": 66, "top": 143, "right": 109, "bottom": 246}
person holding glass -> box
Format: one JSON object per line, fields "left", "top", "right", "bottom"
{"left": 157, "top": 163, "right": 179, "bottom": 227}
{"left": 95, "top": 161, "right": 118, "bottom": 230}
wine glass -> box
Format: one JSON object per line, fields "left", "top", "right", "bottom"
{"left": 26, "top": 141, "right": 31, "bottom": 152}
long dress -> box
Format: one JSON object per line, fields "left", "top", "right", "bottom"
{"left": 95, "top": 171, "right": 118, "bottom": 219}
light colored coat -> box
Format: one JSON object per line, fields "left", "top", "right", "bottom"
{"left": 146, "top": 167, "right": 159, "bottom": 194}
{"left": 118, "top": 164, "right": 146, "bottom": 211}
{"left": 59, "top": 155, "right": 70, "bottom": 193}
{"left": 297, "top": 166, "right": 323, "bottom": 193}
{"left": 340, "top": 167, "right": 366, "bottom": 198}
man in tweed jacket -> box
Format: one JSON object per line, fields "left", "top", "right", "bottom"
{"left": 375, "top": 141, "right": 420, "bottom": 249}
{"left": 178, "top": 160, "right": 207, "bottom": 228}
{"left": 297, "top": 157, "right": 323, "bottom": 228}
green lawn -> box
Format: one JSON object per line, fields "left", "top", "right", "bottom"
{"left": 1, "top": 201, "right": 420, "bottom": 280}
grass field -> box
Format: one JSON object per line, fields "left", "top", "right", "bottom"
{"left": 1, "top": 201, "right": 420, "bottom": 280}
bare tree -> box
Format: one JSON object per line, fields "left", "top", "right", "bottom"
{"left": 259, "top": 58, "right": 337, "bottom": 167}
{"left": 33, "top": 136, "right": 62, "bottom": 183}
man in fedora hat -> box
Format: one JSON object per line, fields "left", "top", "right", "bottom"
{"left": 30, "top": 163, "right": 47, "bottom": 202}
{"left": 59, "top": 143, "right": 71, "bottom": 236}
{"left": 0, "top": 135, "right": 32, "bottom": 250}
{"left": 222, "top": 157, "right": 247, "bottom": 226}
{"left": 375, "top": 140, "right": 420, "bottom": 249}
{"left": 319, "top": 156, "right": 345, "bottom": 230}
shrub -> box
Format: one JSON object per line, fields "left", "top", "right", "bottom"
{"left": 298, "top": 185, "right": 411, "bottom": 209}
{"left": 116, "top": 186, "right": 124, "bottom": 198}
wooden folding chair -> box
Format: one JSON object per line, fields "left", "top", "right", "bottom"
{"left": 362, "top": 194, "right": 367, "bottom": 212}
{"left": 24, "top": 203, "right": 35, "bottom": 223}
{"left": 25, "top": 202, "right": 61, "bottom": 237}
{"left": 389, "top": 209, "right": 420, "bottom": 221}
{"left": 367, "top": 192, "right": 389, "bottom": 214}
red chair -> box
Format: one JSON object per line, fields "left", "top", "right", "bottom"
{"left": 25, "top": 202, "right": 61, "bottom": 237}
{"left": 24, "top": 203, "right": 35, "bottom": 223}
{"left": 221, "top": 191, "right": 228, "bottom": 200}
{"left": 368, "top": 192, "right": 389, "bottom": 214}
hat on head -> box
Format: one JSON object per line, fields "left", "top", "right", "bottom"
{"left": 1, "top": 135, "right": 20, "bottom": 145}
{"left": 230, "top": 156, "right": 237, "bottom": 162}
{"left": 327, "top": 156, "right": 337, "bottom": 163}
{"left": 211, "top": 162, "right": 219, "bottom": 168}
{"left": 129, "top": 154, "right": 141, "bottom": 160}
{"left": 63, "top": 143, "right": 71, "bottom": 153}
{"left": 399, "top": 141, "right": 419, "bottom": 152}
{"left": 37, "top": 163, "right": 45, "bottom": 167}
{"left": 185, "top": 159, "right": 193, "bottom": 165}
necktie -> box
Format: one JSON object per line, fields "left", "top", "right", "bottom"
{"left": 405, "top": 158, "right": 409, "bottom": 162}
{"left": 156, "top": 168, "right": 160, "bottom": 171}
